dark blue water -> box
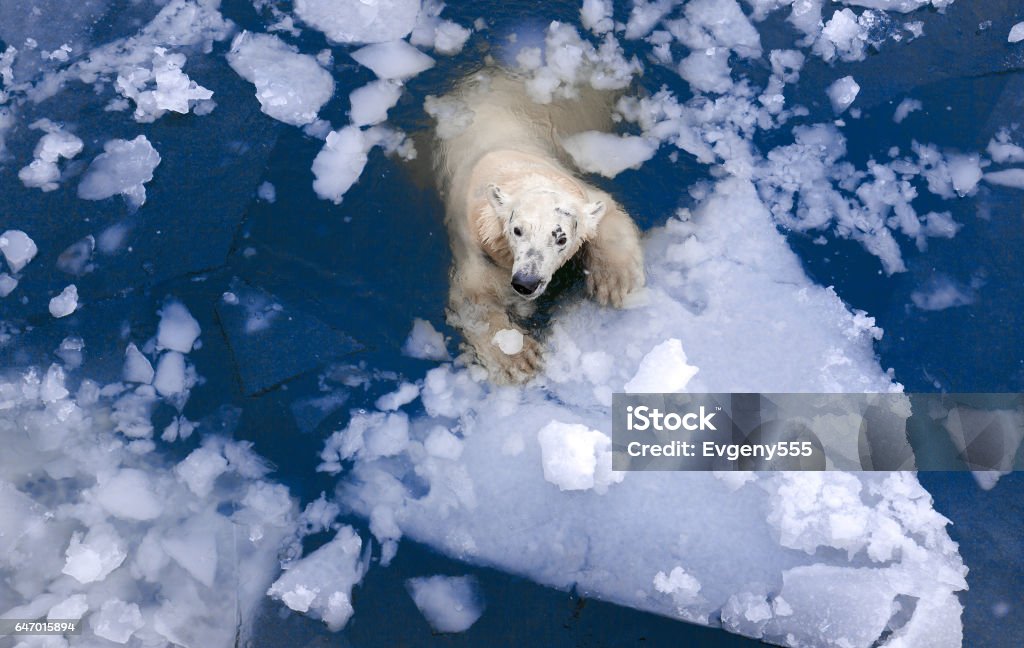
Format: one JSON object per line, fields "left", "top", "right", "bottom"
{"left": 1, "top": 0, "right": 1022, "bottom": 645}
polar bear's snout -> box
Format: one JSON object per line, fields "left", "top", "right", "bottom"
{"left": 511, "top": 271, "right": 543, "bottom": 296}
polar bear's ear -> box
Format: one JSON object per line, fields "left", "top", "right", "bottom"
{"left": 487, "top": 184, "right": 510, "bottom": 211}
{"left": 581, "top": 200, "right": 606, "bottom": 237}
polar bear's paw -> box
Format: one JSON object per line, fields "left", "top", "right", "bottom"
{"left": 586, "top": 257, "right": 644, "bottom": 308}
{"left": 480, "top": 334, "right": 544, "bottom": 384}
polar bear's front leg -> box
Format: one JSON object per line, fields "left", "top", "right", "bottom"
{"left": 447, "top": 259, "right": 544, "bottom": 383}
{"left": 585, "top": 201, "right": 645, "bottom": 307}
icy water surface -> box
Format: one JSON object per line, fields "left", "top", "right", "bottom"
{"left": 1, "top": 0, "right": 1023, "bottom": 646}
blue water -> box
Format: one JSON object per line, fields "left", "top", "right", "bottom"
{"left": 1, "top": 0, "right": 1022, "bottom": 645}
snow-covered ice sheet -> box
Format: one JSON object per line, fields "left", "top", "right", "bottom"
{"left": 326, "top": 179, "right": 967, "bottom": 647}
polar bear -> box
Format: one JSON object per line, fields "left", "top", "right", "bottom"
{"left": 434, "top": 70, "right": 645, "bottom": 383}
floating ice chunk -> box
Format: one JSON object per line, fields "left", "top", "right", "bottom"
{"left": 987, "top": 130, "right": 1024, "bottom": 163}
{"left": 406, "top": 575, "right": 485, "bottom": 633}
{"left": 376, "top": 382, "right": 420, "bottom": 411}
{"left": 27, "top": 0, "right": 233, "bottom": 105}
{"left": 537, "top": 421, "right": 621, "bottom": 493}
{"left": 298, "top": 493, "right": 341, "bottom": 536}
{"left": 491, "top": 328, "right": 524, "bottom": 355}
{"left": 0, "top": 230, "right": 38, "bottom": 273}
{"left": 983, "top": 168, "right": 1024, "bottom": 189}
{"left": 48, "top": 594, "right": 88, "bottom": 621}
{"left": 91, "top": 599, "right": 144, "bottom": 644}
{"left": 153, "top": 352, "right": 187, "bottom": 397}
{"left": 19, "top": 130, "right": 83, "bottom": 192}
{"left": 839, "top": 0, "right": 952, "bottom": 14}
{"left": 367, "top": 124, "right": 418, "bottom": 160}
{"left": 424, "top": 426, "right": 464, "bottom": 459}
{"left": 157, "top": 301, "right": 201, "bottom": 353}
{"left": 0, "top": 273, "right": 18, "bottom": 297}
{"left": 267, "top": 526, "right": 368, "bottom": 631}
{"left": 827, "top": 76, "right": 860, "bottom": 114}
{"left": 1, "top": 371, "right": 301, "bottom": 645}
{"left": 161, "top": 416, "right": 196, "bottom": 443}
{"left": 947, "top": 153, "right": 982, "bottom": 196}
{"left": 432, "top": 20, "right": 471, "bottom": 55}
{"left": 765, "top": 565, "right": 896, "bottom": 647}
{"left": 403, "top": 318, "right": 450, "bottom": 360}
{"left": 161, "top": 516, "right": 218, "bottom": 587}
{"left": 624, "top": 0, "right": 675, "bottom": 40}
{"left": 309, "top": 124, "right": 411, "bottom": 197}
{"left": 116, "top": 50, "right": 213, "bottom": 123}
{"left": 123, "top": 343, "right": 155, "bottom": 383}
{"left": 913, "top": 141, "right": 957, "bottom": 199}
{"left": 78, "top": 135, "right": 161, "bottom": 209}
{"left": 911, "top": 275, "right": 976, "bottom": 311}
{"left": 424, "top": 95, "right": 475, "bottom": 139}
{"left": 349, "top": 80, "right": 403, "bottom": 126}
{"left": 893, "top": 98, "right": 922, "bottom": 123}
{"left": 40, "top": 364, "right": 70, "bottom": 402}
{"left": 49, "top": 285, "right": 79, "bottom": 318}
{"left": 257, "top": 181, "right": 277, "bottom": 203}
{"left": 653, "top": 566, "right": 702, "bottom": 606}
{"left": 94, "top": 469, "right": 164, "bottom": 520}
{"left": 678, "top": 47, "right": 733, "bottom": 94}
{"left": 227, "top": 32, "right": 335, "bottom": 127}
{"left": 624, "top": 338, "right": 699, "bottom": 393}
{"left": 522, "top": 22, "right": 640, "bottom": 103}
{"left": 174, "top": 446, "right": 228, "bottom": 498}
{"left": 1008, "top": 21, "right": 1024, "bottom": 43}
{"left": 351, "top": 40, "right": 435, "bottom": 80}
{"left": 63, "top": 525, "right": 127, "bottom": 584}
{"left": 581, "top": 0, "right": 614, "bottom": 35}
{"left": 562, "top": 131, "right": 658, "bottom": 178}
{"left": 816, "top": 8, "right": 867, "bottom": 62}
{"left": 56, "top": 337, "right": 85, "bottom": 370}
{"left": 668, "top": 0, "right": 762, "bottom": 59}
{"left": 294, "top": 0, "right": 421, "bottom": 44}
{"left": 411, "top": 2, "right": 472, "bottom": 55}
{"left": 311, "top": 126, "right": 370, "bottom": 204}
{"left": 320, "top": 411, "right": 410, "bottom": 468}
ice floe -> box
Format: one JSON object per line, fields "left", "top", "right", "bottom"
{"left": 77, "top": 135, "right": 162, "bottom": 209}
{"left": 293, "top": 0, "right": 422, "bottom": 44}
{"left": 227, "top": 31, "right": 335, "bottom": 127}
{"left": 350, "top": 40, "right": 436, "bottom": 81}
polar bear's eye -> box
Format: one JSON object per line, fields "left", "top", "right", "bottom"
{"left": 556, "top": 236, "right": 567, "bottom": 246}
{"left": 513, "top": 227, "right": 522, "bottom": 237}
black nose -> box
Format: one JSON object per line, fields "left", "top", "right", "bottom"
{"left": 512, "top": 274, "right": 541, "bottom": 296}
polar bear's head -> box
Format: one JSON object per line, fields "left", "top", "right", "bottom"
{"left": 486, "top": 183, "right": 606, "bottom": 299}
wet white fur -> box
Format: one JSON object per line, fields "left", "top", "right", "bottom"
{"left": 435, "top": 70, "right": 645, "bottom": 383}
